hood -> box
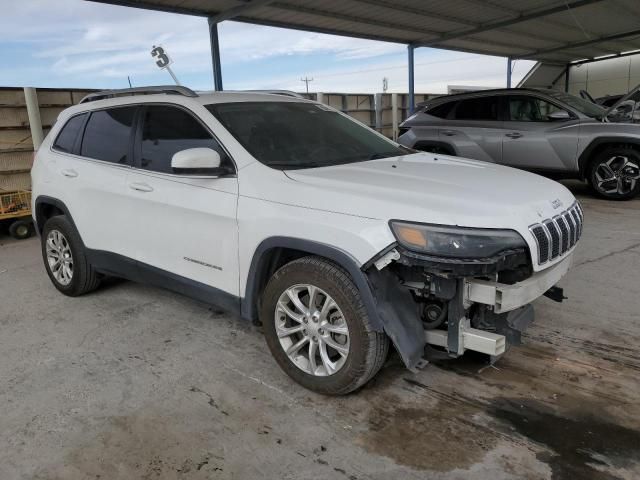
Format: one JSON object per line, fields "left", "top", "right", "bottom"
{"left": 605, "top": 83, "right": 640, "bottom": 117}
{"left": 604, "top": 83, "right": 640, "bottom": 123}
{"left": 284, "top": 153, "right": 575, "bottom": 229}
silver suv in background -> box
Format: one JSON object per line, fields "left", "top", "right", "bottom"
{"left": 398, "top": 87, "right": 640, "bottom": 200}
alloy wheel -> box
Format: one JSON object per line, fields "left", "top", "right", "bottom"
{"left": 46, "top": 230, "right": 74, "bottom": 286}
{"left": 275, "top": 284, "right": 350, "bottom": 376}
{"left": 594, "top": 155, "right": 640, "bottom": 196}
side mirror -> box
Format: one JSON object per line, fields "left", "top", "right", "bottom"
{"left": 171, "top": 148, "right": 222, "bottom": 175}
{"left": 547, "top": 110, "right": 571, "bottom": 121}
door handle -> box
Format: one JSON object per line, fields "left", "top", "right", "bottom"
{"left": 61, "top": 169, "right": 78, "bottom": 178}
{"left": 441, "top": 130, "right": 456, "bottom": 136}
{"left": 505, "top": 132, "right": 523, "bottom": 139}
{"left": 129, "top": 182, "right": 154, "bottom": 193}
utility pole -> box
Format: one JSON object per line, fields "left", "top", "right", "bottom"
{"left": 300, "top": 76, "right": 314, "bottom": 94}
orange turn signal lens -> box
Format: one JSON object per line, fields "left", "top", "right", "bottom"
{"left": 395, "top": 225, "right": 428, "bottom": 249}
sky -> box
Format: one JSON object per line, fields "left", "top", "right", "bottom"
{"left": 0, "top": 0, "right": 535, "bottom": 94}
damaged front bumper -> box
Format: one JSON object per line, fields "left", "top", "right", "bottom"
{"left": 464, "top": 254, "right": 572, "bottom": 314}
{"left": 365, "top": 245, "right": 573, "bottom": 370}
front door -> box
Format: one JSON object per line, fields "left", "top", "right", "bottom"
{"left": 126, "top": 104, "right": 239, "bottom": 297}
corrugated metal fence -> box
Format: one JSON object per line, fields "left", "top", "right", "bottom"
{"left": 0, "top": 87, "right": 96, "bottom": 192}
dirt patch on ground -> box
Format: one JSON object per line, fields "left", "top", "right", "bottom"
{"left": 31, "top": 413, "right": 225, "bottom": 480}
{"left": 357, "top": 389, "right": 499, "bottom": 472}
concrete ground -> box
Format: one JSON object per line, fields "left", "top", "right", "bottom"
{"left": 1, "top": 181, "right": 639, "bottom": 480}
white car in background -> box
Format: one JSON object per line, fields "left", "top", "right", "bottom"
{"left": 31, "top": 86, "right": 582, "bottom": 394}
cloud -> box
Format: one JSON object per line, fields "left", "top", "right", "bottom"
{"left": 0, "top": 0, "right": 534, "bottom": 92}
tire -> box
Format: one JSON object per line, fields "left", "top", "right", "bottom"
{"left": 588, "top": 146, "right": 640, "bottom": 200}
{"left": 9, "top": 219, "right": 32, "bottom": 240}
{"left": 260, "top": 256, "right": 389, "bottom": 395}
{"left": 41, "top": 215, "right": 101, "bottom": 296}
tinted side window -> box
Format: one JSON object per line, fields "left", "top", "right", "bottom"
{"left": 508, "top": 96, "right": 563, "bottom": 122}
{"left": 427, "top": 101, "right": 456, "bottom": 119}
{"left": 53, "top": 113, "right": 87, "bottom": 153}
{"left": 140, "top": 105, "right": 228, "bottom": 174}
{"left": 81, "top": 107, "right": 136, "bottom": 164}
{"left": 453, "top": 97, "right": 499, "bottom": 121}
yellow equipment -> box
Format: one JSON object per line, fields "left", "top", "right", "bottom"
{"left": 0, "top": 190, "right": 33, "bottom": 239}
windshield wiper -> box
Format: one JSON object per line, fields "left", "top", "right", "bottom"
{"left": 368, "top": 153, "right": 390, "bottom": 160}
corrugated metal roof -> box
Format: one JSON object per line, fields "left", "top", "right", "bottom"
{"left": 88, "top": 0, "right": 640, "bottom": 64}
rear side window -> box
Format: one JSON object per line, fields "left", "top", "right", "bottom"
{"left": 426, "top": 101, "right": 455, "bottom": 119}
{"left": 81, "top": 107, "right": 136, "bottom": 164}
{"left": 452, "top": 96, "right": 499, "bottom": 121}
{"left": 140, "top": 105, "right": 228, "bottom": 174}
{"left": 53, "top": 113, "right": 87, "bottom": 153}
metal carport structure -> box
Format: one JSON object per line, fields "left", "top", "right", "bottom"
{"left": 88, "top": 0, "right": 640, "bottom": 111}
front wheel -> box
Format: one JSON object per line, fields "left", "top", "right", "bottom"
{"left": 588, "top": 147, "right": 640, "bottom": 200}
{"left": 260, "top": 256, "right": 388, "bottom": 395}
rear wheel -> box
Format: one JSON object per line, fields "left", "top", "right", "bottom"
{"left": 9, "top": 219, "right": 32, "bottom": 240}
{"left": 260, "top": 256, "right": 388, "bottom": 395}
{"left": 588, "top": 147, "right": 640, "bottom": 200}
{"left": 41, "top": 216, "right": 101, "bottom": 296}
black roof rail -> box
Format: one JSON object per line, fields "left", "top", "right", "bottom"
{"left": 79, "top": 85, "right": 198, "bottom": 104}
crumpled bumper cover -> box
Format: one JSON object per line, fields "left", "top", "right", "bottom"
{"left": 464, "top": 253, "right": 573, "bottom": 313}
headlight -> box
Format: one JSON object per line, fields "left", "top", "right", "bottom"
{"left": 390, "top": 221, "right": 527, "bottom": 259}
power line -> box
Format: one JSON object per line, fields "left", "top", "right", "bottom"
{"left": 310, "top": 55, "right": 477, "bottom": 80}
{"left": 300, "top": 76, "right": 314, "bottom": 93}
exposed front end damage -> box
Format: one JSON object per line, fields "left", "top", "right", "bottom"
{"left": 364, "top": 243, "right": 571, "bottom": 371}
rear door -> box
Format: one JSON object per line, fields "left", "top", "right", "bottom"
{"left": 126, "top": 103, "right": 239, "bottom": 296}
{"left": 50, "top": 106, "right": 137, "bottom": 257}
{"left": 502, "top": 95, "right": 579, "bottom": 171}
{"left": 440, "top": 95, "right": 503, "bottom": 163}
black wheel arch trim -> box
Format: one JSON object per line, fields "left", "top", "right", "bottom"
{"left": 242, "top": 237, "right": 384, "bottom": 331}
{"left": 34, "top": 195, "right": 79, "bottom": 237}
{"left": 578, "top": 137, "right": 640, "bottom": 177}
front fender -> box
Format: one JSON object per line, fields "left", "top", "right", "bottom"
{"left": 242, "top": 236, "right": 385, "bottom": 331}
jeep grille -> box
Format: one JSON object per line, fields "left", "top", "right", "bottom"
{"left": 529, "top": 202, "right": 583, "bottom": 265}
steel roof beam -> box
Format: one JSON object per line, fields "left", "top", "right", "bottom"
{"left": 86, "top": 0, "right": 211, "bottom": 17}
{"left": 415, "top": 0, "right": 604, "bottom": 48}
{"left": 267, "top": 2, "right": 444, "bottom": 37}
{"left": 521, "top": 28, "right": 640, "bottom": 59}
{"left": 209, "top": 0, "right": 276, "bottom": 24}
{"left": 351, "top": 0, "right": 478, "bottom": 28}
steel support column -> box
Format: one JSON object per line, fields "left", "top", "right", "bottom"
{"left": 408, "top": 44, "right": 415, "bottom": 114}
{"left": 208, "top": 18, "right": 223, "bottom": 91}
{"left": 507, "top": 57, "right": 512, "bottom": 88}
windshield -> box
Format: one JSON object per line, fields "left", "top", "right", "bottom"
{"left": 206, "top": 101, "right": 408, "bottom": 170}
{"left": 545, "top": 90, "right": 606, "bottom": 119}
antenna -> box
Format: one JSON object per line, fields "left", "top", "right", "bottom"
{"left": 300, "top": 76, "right": 314, "bottom": 94}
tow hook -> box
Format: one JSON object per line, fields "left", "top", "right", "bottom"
{"left": 544, "top": 286, "right": 567, "bottom": 303}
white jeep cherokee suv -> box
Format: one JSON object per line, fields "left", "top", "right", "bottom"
{"left": 32, "top": 86, "right": 582, "bottom": 395}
